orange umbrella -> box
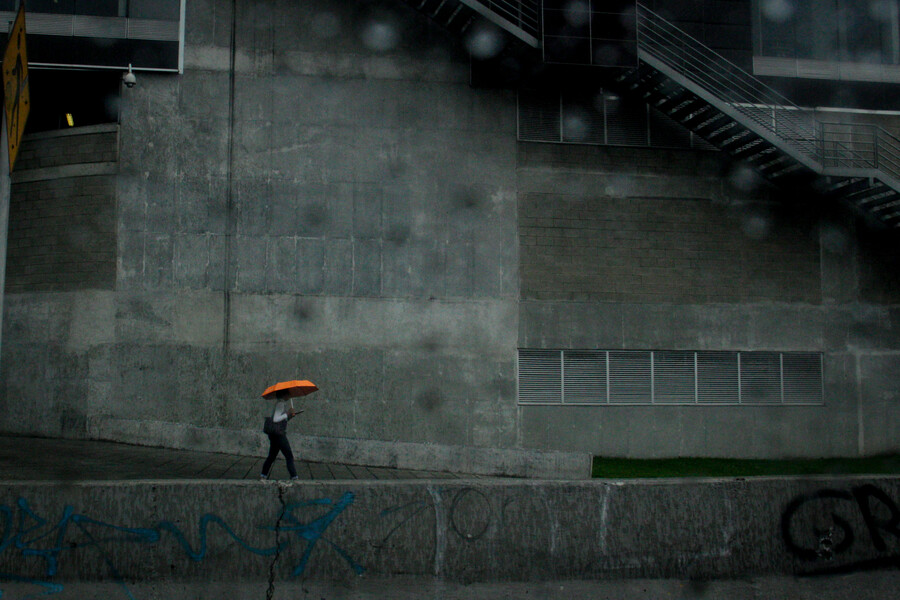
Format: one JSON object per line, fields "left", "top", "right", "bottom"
{"left": 261, "top": 380, "right": 319, "bottom": 400}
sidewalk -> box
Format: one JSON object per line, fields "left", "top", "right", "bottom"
{"left": 0, "top": 434, "right": 475, "bottom": 482}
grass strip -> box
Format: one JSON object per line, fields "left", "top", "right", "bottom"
{"left": 592, "top": 455, "right": 900, "bottom": 479}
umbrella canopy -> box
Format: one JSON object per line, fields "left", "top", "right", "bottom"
{"left": 261, "top": 380, "right": 319, "bottom": 399}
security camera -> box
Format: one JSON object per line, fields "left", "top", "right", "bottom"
{"left": 122, "top": 64, "right": 136, "bottom": 88}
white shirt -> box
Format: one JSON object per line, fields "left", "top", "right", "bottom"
{"left": 272, "top": 401, "right": 289, "bottom": 423}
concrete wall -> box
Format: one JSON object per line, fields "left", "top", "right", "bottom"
{"left": 515, "top": 142, "right": 900, "bottom": 459}
{"left": 4, "top": 124, "right": 118, "bottom": 293}
{"left": 2, "top": 0, "right": 900, "bottom": 465}
{"left": 0, "top": 0, "right": 531, "bottom": 474}
{"left": 1, "top": 477, "right": 900, "bottom": 595}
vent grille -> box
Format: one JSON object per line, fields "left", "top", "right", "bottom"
{"left": 518, "top": 349, "right": 824, "bottom": 405}
{"left": 609, "top": 351, "right": 652, "bottom": 403}
{"left": 563, "top": 350, "right": 607, "bottom": 403}
{"left": 518, "top": 349, "right": 562, "bottom": 403}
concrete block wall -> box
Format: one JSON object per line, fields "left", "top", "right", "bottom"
{"left": 4, "top": 125, "right": 118, "bottom": 293}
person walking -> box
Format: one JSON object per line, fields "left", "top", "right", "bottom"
{"left": 261, "top": 388, "right": 302, "bottom": 480}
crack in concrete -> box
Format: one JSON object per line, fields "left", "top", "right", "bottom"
{"left": 266, "top": 483, "right": 287, "bottom": 600}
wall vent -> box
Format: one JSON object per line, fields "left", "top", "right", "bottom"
{"left": 518, "top": 349, "right": 824, "bottom": 405}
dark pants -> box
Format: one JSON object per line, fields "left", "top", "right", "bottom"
{"left": 262, "top": 432, "right": 297, "bottom": 478}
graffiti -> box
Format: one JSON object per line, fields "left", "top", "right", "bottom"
{"left": 782, "top": 483, "right": 900, "bottom": 575}
{"left": 374, "top": 487, "right": 497, "bottom": 551}
{"left": 0, "top": 492, "right": 361, "bottom": 599}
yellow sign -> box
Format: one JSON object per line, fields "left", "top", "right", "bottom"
{"left": 3, "top": 5, "right": 29, "bottom": 172}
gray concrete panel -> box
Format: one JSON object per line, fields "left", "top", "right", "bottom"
{"left": 4, "top": 477, "right": 898, "bottom": 589}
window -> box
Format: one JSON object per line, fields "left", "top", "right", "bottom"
{"left": 518, "top": 349, "right": 825, "bottom": 405}
{"left": 0, "top": 0, "right": 183, "bottom": 71}
{"left": 753, "top": 0, "right": 900, "bottom": 82}
{"left": 518, "top": 88, "right": 717, "bottom": 150}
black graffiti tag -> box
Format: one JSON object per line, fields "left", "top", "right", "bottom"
{"left": 782, "top": 484, "right": 900, "bottom": 574}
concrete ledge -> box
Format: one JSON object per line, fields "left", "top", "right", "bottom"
{"left": 22, "top": 123, "right": 118, "bottom": 141}
{"left": 86, "top": 416, "right": 593, "bottom": 479}
{"left": 11, "top": 161, "right": 118, "bottom": 184}
{"left": 2, "top": 477, "right": 899, "bottom": 591}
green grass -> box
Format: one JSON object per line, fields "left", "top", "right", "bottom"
{"left": 591, "top": 455, "right": 900, "bottom": 479}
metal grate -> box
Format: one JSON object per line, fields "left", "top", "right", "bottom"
{"left": 517, "top": 349, "right": 562, "bottom": 403}
{"left": 563, "top": 350, "right": 608, "bottom": 403}
{"left": 518, "top": 348, "right": 824, "bottom": 405}
{"left": 609, "top": 351, "right": 652, "bottom": 403}
{"left": 653, "top": 350, "right": 695, "bottom": 404}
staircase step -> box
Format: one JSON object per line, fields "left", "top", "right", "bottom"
{"left": 767, "top": 163, "right": 805, "bottom": 179}
{"left": 843, "top": 185, "right": 889, "bottom": 205}
{"left": 854, "top": 189, "right": 894, "bottom": 207}
{"left": 824, "top": 177, "right": 869, "bottom": 195}
{"left": 876, "top": 206, "right": 900, "bottom": 225}
{"left": 653, "top": 90, "right": 689, "bottom": 111}
{"left": 729, "top": 138, "right": 767, "bottom": 159}
{"left": 720, "top": 130, "right": 754, "bottom": 149}
{"left": 744, "top": 147, "right": 779, "bottom": 164}
{"left": 445, "top": 4, "right": 465, "bottom": 26}
{"left": 671, "top": 100, "right": 708, "bottom": 121}
{"left": 757, "top": 155, "right": 792, "bottom": 172}
{"left": 692, "top": 113, "right": 728, "bottom": 132}
{"left": 870, "top": 196, "right": 900, "bottom": 213}
{"left": 706, "top": 122, "right": 740, "bottom": 141}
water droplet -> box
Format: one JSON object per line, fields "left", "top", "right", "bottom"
{"left": 464, "top": 23, "right": 504, "bottom": 59}
{"left": 761, "top": 0, "right": 794, "bottom": 22}
{"left": 361, "top": 20, "right": 399, "bottom": 52}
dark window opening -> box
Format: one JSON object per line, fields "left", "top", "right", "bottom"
{"left": 25, "top": 69, "right": 119, "bottom": 133}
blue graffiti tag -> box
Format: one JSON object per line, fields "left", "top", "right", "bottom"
{"left": 278, "top": 491, "right": 365, "bottom": 576}
{"left": 0, "top": 492, "right": 362, "bottom": 599}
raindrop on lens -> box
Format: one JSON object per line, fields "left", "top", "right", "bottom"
{"left": 742, "top": 214, "right": 771, "bottom": 239}
{"left": 761, "top": 0, "right": 794, "bottom": 22}
{"left": 729, "top": 165, "right": 760, "bottom": 192}
{"left": 362, "top": 20, "right": 399, "bottom": 52}
{"left": 564, "top": 1, "right": 590, "bottom": 27}
{"left": 564, "top": 112, "right": 589, "bottom": 141}
{"left": 465, "top": 23, "right": 504, "bottom": 59}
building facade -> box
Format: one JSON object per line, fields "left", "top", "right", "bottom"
{"left": 2, "top": 0, "right": 900, "bottom": 470}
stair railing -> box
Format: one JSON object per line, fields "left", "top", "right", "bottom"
{"left": 819, "top": 122, "right": 900, "bottom": 183}
{"left": 635, "top": 2, "right": 900, "bottom": 187}
{"left": 471, "top": 0, "right": 540, "bottom": 38}
{"left": 635, "top": 3, "right": 819, "bottom": 160}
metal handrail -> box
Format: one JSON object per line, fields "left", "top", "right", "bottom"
{"left": 819, "top": 121, "right": 900, "bottom": 182}
{"left": 635, "top": 3, "right": 900, "bottom": 185}
{"left": 636, "top": 4, "right": 818, "bottom": 160}
{"left": 477, "top": 0, "right": 540, "bottom": 37}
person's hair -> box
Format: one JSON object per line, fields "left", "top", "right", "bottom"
{"left": 275, "top": 389, "right": 290, "bottom": 400}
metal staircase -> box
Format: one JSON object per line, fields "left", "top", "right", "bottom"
{"left": 398, "top": 0, "right": 900, "bottom": 227}
{"left": 397, "top": 0, "right": 540, "bottom": 47}
{"left": 619, "top": 4, "right": 900, "bottom": 227}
